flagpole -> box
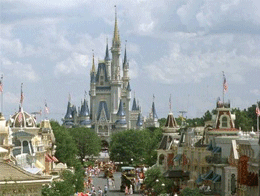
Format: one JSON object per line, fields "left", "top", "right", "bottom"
{"left": 1, "top": 75, "right": 3, "bottom": 114}
{"left": 222, "top": 71, "right": 225, "bottom": 105}
{"left": 257, "top": 101, "right": 259, "bottom": 133}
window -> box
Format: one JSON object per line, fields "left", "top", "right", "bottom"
{"left": 222, "top": 116, "right": 228, "bottom": 127}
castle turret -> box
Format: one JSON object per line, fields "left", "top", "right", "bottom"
{"left": 122, "top": 43, "right": 129, "bottom": 88}
{"left": 136, "top": 113, "right": 143, "bottom": 130}
{"left": 115, "top": 100, "right": 127, "bottom": 130}
{"left": 79, "top": 99, "right": 91, "bottom": 128}
{"left": 144, "top": 99, "right": 160, "bottom": 128}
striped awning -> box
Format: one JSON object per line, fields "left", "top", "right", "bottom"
{"left": 45, "top": 154, "right": 53, "bottom": 162}
{"left": 52, "top": 155, "right": 59, "bottom": 162}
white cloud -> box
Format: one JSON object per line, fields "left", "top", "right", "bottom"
{"left": 55, "top": 52, "right": 89, "bottom": 75}
{"left": 250, "top": 89, "right": 260, "bottom": 96}
{"left": 4, "top": 92, "right": 20, "bottom": 104}
{"left": 1, "top": 58, "right": 39, "bottom": 82}
{"left": 145, "top": 33, "right": 260, "bottom": 84}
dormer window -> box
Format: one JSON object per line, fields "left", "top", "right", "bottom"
{"left": 222, "top": 116, "right": 228, "bottom": 128}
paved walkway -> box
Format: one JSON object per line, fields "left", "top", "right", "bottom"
{"left": 87, "top": 171, "right": 142, "bottom": 196}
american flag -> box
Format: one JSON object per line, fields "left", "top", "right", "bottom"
{"left": 223, "top": 73, "right": 228, "bottom": 93}
{"left": 20, "top": 83, "right": 24, "bottom": 105}
{"left": 256, "top": 105, "right": 260, "bottom": 116}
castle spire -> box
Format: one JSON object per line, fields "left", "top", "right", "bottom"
{"left": 105, "top": 38, "right": 110, "bottom": 61}
{"left": 113, "top": 5, "right": 120, "bottom": 47}
{"left": 123, "top": 40, "right": 127, "bottom": 65}
{"left": 91, "top": 51, "right": 95, "bottom": 73}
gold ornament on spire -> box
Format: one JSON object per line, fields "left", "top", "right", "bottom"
{"left": 113, "top": 5, "right": 120, "bottom": 47}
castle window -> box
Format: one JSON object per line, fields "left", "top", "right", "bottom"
{"left": 222, "top": 116, "right": 228, "bottom": 127}
{"left": 100, "top": 81, "right": 104, "bottom": 85}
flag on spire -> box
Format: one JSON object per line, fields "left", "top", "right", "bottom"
{"left": 223, "top": 72, "right": 228, "bottom": 93}
{"left": 45, "top": 100, "right": 49, "bottom": 114}
{"left": 0, "top": 75, "right": 3, "bottom": 93}
{"left": 256, "top": 104, "right": 260, "bottom": 116}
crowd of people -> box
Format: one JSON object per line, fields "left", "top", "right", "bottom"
{"left": 75, "top": 161, "right": 115, "bottom": 196}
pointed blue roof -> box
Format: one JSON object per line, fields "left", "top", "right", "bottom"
{"left": 126, "top": 82, "right": 131, "bottom": 91}
{"left": 123, "top": 46, "right": 128, "bottom": 69}
{"left": 136, "top": 113, "right": 143, "bottom": 127}
{"left": 104, "top": 43, "right": 110, "bottom": 61}
{"left": 96, "top": 63, "right": 109, "bottom": 83}
{"left": 64, "top": 101, "right": 73, "bottom": 119}
{"left": 97, "top": 101, "right": 110, "bottom": 120}
{"left": 117, "top": 100, "right": 125, "bottom": 116}
{"left": 80, "top": 99, "right": 90, "bottom": 117}
{"left": 90, "top": 72, "right": 96, "bottom": 83}
{"left": 132, "top": 98, "right": 138, "bottom": 111}
{"left": 152, "top": 102, "right": 158, "bottom": 119}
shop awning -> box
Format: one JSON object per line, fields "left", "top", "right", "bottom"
{"left": 45, "top": 154, "right": 53, "bottom": 162}
{"left": 173, "top": 154, "right": 182, "bottom": 161}
{"left": 52, "top": 156, "right": 59, "bottom": 162}
{"left": 203, "top": 170, "right": 213, "bottom": 180}
{"left": 212, "top": 174, "right": 221, "bottom": 183}
{"left": 213, "top": 147, "right": 221, "bottom": 154}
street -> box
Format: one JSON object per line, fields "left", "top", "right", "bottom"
{"left": 87, "top": 171, "right": 142, "bottom": 196}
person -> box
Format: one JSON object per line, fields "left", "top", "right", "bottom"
{"left": 104, "top": 185, "right": 108, "bottom": 195}
{"left": 125, "top": 185, "right": 129, "bottom": 195}
{"left": 97, "top": 186, "right": 102, "bottom": 196}
{"left": 111, "top": 177, "right": 116, "bottom": 189}
{"left": 129, "top": 184, "right": 133, "bottom": 195}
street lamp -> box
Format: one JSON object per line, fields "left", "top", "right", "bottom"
{"left": 156, "top": 179, "right": 159, "bottom": 182}
{"left": 161, "top": 183, "right": 165, "bottom": 187}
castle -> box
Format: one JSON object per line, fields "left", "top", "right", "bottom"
{"left": 62, "top": 10, "right": 159, "bottom": 141}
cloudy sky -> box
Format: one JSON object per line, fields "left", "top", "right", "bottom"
{"left": 0, "top": 0, "right": 260, "bottom": 122}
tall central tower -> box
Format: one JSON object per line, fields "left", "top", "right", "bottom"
{"left": 110, "top": 7, "right": 122, "bottom": 117}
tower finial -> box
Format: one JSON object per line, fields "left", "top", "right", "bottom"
{"left": 113, "top": 5, "right": 120, "bottom": 47}
{"left": 91, "top": 50, "right": 96, "bottom": 73}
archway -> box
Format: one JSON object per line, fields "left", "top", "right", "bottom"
{"left": 101, "top": 140, "right": 109, "bottom": 152}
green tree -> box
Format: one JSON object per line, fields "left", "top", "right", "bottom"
{"left": 69, "top": 127, "right": 101, "bottom": 163}
{"left": 51, "top": 121, "right": 78, "bottom": 167}
{"left": 233, "top": 108, "right": 253, "bottom": 131}
{"left": 203, "top": 110, "right": 212, "bottom": 122}
{"left": 158, "top": 118, "right": 166, "bottom": 127}
{"left": 109, "top": 129, "right": 162, "bottom": 166}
